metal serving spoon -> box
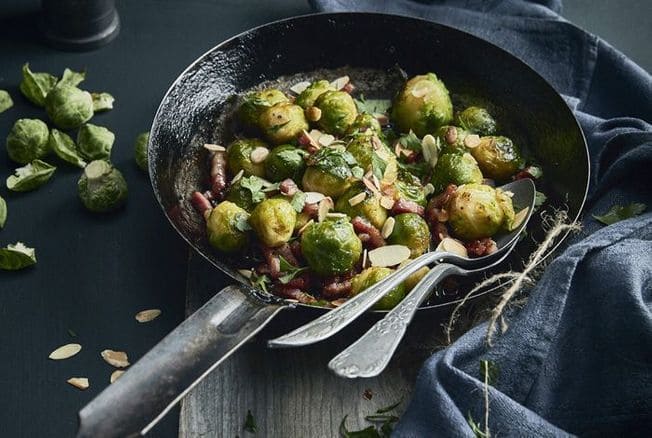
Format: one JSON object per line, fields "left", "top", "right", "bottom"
{"left": 268, "top": 178, "right": 536, "bottom": 349}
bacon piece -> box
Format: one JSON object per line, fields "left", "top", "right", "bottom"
{"left": 275, "top": 287, "right": 317, "bottom": 304}
{"left": 262, "top": 246, "right": 281, "bottom": 279}
{"left": 279, "top": 178, "right": 299, "bottom": 197}
{"left": 342, "top": 82, "right": 355, "bottom": 94}
{"left": 322, "top": 277, "right": 352, "bottom": 299}
{"left": 298, "top": 131, "right": 320, "bottom": 154}
{"left": 191, "top": 191, "right": 212, "bottom": 216}
{"left": 302, "top": 202, "right": 320, "bottom": 218}
{"left": 514, "top": 169, "right": 535, "bottom": 180}
{"left": 276, "top": 243, "right": 299, "bottom": 266}
{"left": 351, "top": 216, "right": 385, "bottom": 248}
{"left": 290, "top": 240, "right": 303, "bottom": 260}
{"left": 465, "top": 238, "right": 498, "bottom": 257}
{"left": 209, "top": 151, "right": 228, "bottom": 199}
{"left": 392, "top": 198, "right": 425, "bottom": 216}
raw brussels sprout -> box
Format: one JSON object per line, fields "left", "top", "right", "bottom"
{"left": 77, "top": 160, "right": 128, "bottom": 212}
{"left": 0, "top": 242, "right": 37, "bottom": 271}
{"left": 249, "top": 198, "right": 297, "bottom": 247}
{"left": 259, "top": 102, "right": 308, "bottom": 144}
{"left": 295, "top": 80, "right": 334, "bottom": 109}
{"left": 238, "top": 88, "right": 289, "bottom": 129}
{"left": 0, "top": 90, "right": 13, "bottom": 113}
{"left": 350, "top": 267, "right": 407, "bottom": 310}
{"left": 77, "top": 124, "right": 115, "bottom": 161}
{"left": 346, "top": 113, "right": 382, "bottom": 135}
{"left": 302, "top": 147, "right": 355, "bottom": 198}
{"left": 19, "top": 63, "right": 57, "bottom": 107}
{"left": 391, "top": 73, "right": 453, "bottom": 137}
{"left": 0, "top": 195, "right": 6, "bottom": 229}
{"left": 470, "top": 136, "right": 523, "bottom": 181}
{"left": 49, "top": 129, "right": 86, "bottom": 168}
{"left": 430, "top": 152, "right": 483, "bottom": 194}
{"left": 345, "top": 131, "right": 393, "bottom": 171}
{"left": 6, "top": 118, "right": 49, "bottom": 164}
{"left": 45, "top": 84, "right": 94, "bottom": 129}
{"left": 206, "top": 201, "right": 250, "bottom": 252}
{"left": 388, "top": 213, "right": 431, "bottom": 257}
{"left": 225, "top": 175, "right": 266, "bottom": 211}
{"left": 335, "top": 183, "right": 387, "bottom": 229}
{"left": 92, "top": 92, "right": 115, "bottom": 112}
{"left": 447, "top": 183, "right": 515, "bottom": 240}
{"left": 6, "top": 159, "right": 56, "bottom": 192}
{"left": 226, "top": 138, "right": 268, "bottom": 177}
{"left": 315, "top": 90, "right": 358, "bottom": 135}
{"left": 264, "top": 144, "right": 306, "bottom": 182}
{"left": 455, "top": 106, "right": 497, "bottom": 136}
{"left": 435, "top": 125, "right": 472, "bottom": 153}
{"left": 134, "top": 132, "right": 149, "bottom": 172}
{"left": 300, "top": 217, "right": 362, "bottom": 276}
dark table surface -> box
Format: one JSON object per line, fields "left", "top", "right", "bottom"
{"left": 0, "top": 1, "right": 648, "bottom": 437}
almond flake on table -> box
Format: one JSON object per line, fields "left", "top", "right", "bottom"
{"left": 101, "top": 349, "right": 130, "bottom": 368}
{"left": 48, "top": 343, "right": 82, "bottom": 360}
{"left": 203, "top": 143, "right": 226, "bottom": 152}
{"left": 67, "top": 377, "right": 89, "bottom": 390}
{"left": 135, "top": 309, "right": 162, "bottom": 323}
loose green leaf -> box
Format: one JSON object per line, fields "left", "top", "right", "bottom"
{"left": 290, "top": 191, "right": 306, "bottom": 213}
{"left": 250, "top": 272, "right": 271, "bottom": 293}
{"left": 234, "top": 215, "right": 252, "bottom": 232}
{"left": 6, "top": 159, "right": 56, "bottom": 192}
{"left": 398, "top": 130, "right": 422, "bottom": 152}
{"left": 19, "top": 63, "right": 58, "bottom": 107}
{"left": 49, "top": 129, "right": 87, "bottom": 168}
{"left": 0, "top": 242, "right": 37, "bottom": 271}
{"left": 239, "top": 176, "right": 267, "bottom": 203}
{"left": 593, "top": 202, "right": 646, "bottom": 226}
{"left": 134, "top": 132, "right": 149, "bottom": 172}
{"left": 58, "top": 68, "right": 86, "bottom": 87}
{"left": 77, "top": 123, "right": 115, "bottom": 161}
{"left": 0, "top": 196, "right": 6, "bottom": 228}
{"left": 467, "top": 413, "right": 488, "bottom": 438}
{"left": 480, "top": 359, "right": 499, "bottom": 386}
{"left": 0, "top": 90, "right": 13, "bottom": 113}
{"left": 92, "top": 92, "right": 115, "bottom": 112}
{"left": 243, "top": 409, "right": 257, "bottom": 433}
{"left": 375, "top": 399, "right": 403, "bottom": 414}
{"left": 370, "top": 151, "right": 387, "bottom": 181}
{"left": 277, "top": 255, "right": 308, "bottom": 284}
{"left": 339, "top": 416, "right": 382, "bottom": 438}
{"left": 354, "top": 94, "right": 392, "bottom": 115}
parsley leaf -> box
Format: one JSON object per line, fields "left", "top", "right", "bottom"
{"left": 243, "top": 410, "right": 257, "bottom": 433}
{"left": 534, "top": 190, "right": 547, "bottom": 210}
{"left": 371, "top": 151, "right": 387, "bottom": 181}
{"left": 593, "top": 202, "right": 646, "bottom": 225}
{"left": 239, "top": 176, "right": 266, "bottom": 203}
{"left": 354, "top": 94, "right": 391, "bottom": 115}
{"left": 250, "top": 273, "right": 271, "bottom": 293}
{"left": 234, "top": 214, "right": 252, "bottom": 232}
{"left": 277, "top": 255, "right": 308, "bottom": 284}
{"left": 398, "top": 130, "right": 422, "bottom": 152}
{"left": 351, "top": 166, "right": 364, "bottom": 179}
{"left": 290, "top": 191, "right": 306, "bottom": 213}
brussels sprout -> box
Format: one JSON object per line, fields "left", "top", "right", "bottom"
{"left": 226, "top": 138, "right": 268, "bottom": 177}
{"left": 6, "top": 159, "right": 56, "bottom": 192}
{"left": 0, "top": 195, "right": 6, "bottom": 229}
{"left": 92, "top": 92, "right": 115, "bottom": 112}
{"left": 391, "top": 73, "right": 453, "bottom": 137}
{"left": 225, "top": 175, "right": 266, "bottom": 211}
{"left": 295, "top": 80, "right": 334, "bottom": 109}
{"left": 470, "top": 136, "right": 523, "bottom": 181}
{"left": 388, "top": 213, "right": 431, "bottom": 257}
{"left": 455, "top": 106, "right": 497, "bottom": 136}
{"left": 249, "top": 198, "right": 297, "bottom": 247}
{"left": 0, "top": 242, "right": 37, "bottom": 271}
{"left": 335, "top": 183, "right": 387, "bottom": 229}
{"left": 350, "top": 267, "right": 406, "bottom": 310}
{"left": 300, "top": 217, "right": 362, "bottom": 276}
{"left": 398, "top": 260, "right": 430, "bottom": 292}
{"left": 435, "top": 125, "right": 472, "bottom": 153}
{"left": 430, "top": 152, "right": 483, "bottom": 194}
{"left": 264, "top": 144, "right": 306, "bottom": 182}
{"left": 259, "top": 103, "right": 308, "bottom": 145}
{"left": 77, "top": 124, "right": 115, "bottom": 161}
{"left": 346, "top": 113, "right": 382, "bottom": 135}
{"left": 6, "top": 118, "right": 49, "bottom": 164}
{"left": 134, "top": 132, "right": 149, "bottom": 172}
{"left": 19, "top": 63, "right": 57, "bottom": 107}
{"left": 45, "top": 84, "right": 94, "bottom": 129}
{"left": 77, "top": 160, "right": 128, "bottom": 212}
{"left": 238, "top": 88, "right": 289, "bottom": 129}
{"left": 0, "top": 90, "right": 13, "bottom": 113}
{"left": 395, "top": 179, "right": 427, "bottom": 207}
{"left": 315, "top": 90, "right": 358, "bottom": 135}
{"left": 345, "top": 131, "right": 393, "bottom": 172}
{"left": 447, "top": 183, "right": 515, "bottom": 240}
{"left": 206, "top": 201, "right": 250, "bottom": 252}
{"left": 49, "top": 129, "right": 86, "bottom": 168}
{"left": 302, "top": 147, "right": 355, "bottom": 198}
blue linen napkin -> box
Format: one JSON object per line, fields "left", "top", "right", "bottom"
{"left": 311, "top": 1, "right": 652, "bottom": 436}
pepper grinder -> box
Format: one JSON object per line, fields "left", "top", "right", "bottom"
{"left": 41, "top": 0, "right": 120, "bottom": 51}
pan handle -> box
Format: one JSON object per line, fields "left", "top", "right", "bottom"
{"left": 76, "top": 284, "right": 286, "bottom": 438}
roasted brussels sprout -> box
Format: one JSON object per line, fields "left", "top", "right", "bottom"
{"left": 470, "top": 136, "right": 523, "bottom": 181}
{"left": 206, "top": 201, "right": 250, "bottom": 252}
{"left": 295, "top": 80, "right": 334, "bottom": 109}
{"left": 225, "top": 175, "right": 266, "bottom": 211}
{"left": 346, "top": 113, "right": 382, "bottom": 135}
{"left": 237, "top": 88, "right": 289, "bottom": 129}
{"left": 345, "top": 131, "right": 393, "bottom": 171}
{"left": 249, "top": 198, "right": 297, "bottom": 247}
{"left": 447, "top": 183, "right": 515, "bottom": 240}
{"left": 335, "top": 183, "right": 387, "bottom": 229}
{"left": 398, "top": 260, "right": 430, "bottom": 292}
{"left": 395, "top": 179, "right": 427, "bottom": 207}
{"left": 350, "top": 267, "right": 407, "bottom": 310}
{"left": 264, "top": 144, "right": 306, "bottom": 182}
{"left": 314, "top": 90, "right": 358, "bottom": 135}
{"left": 435, "top": 125, "right": 473, "bottom": 153}
{"left": 6, "top": 118, "right": 49, "bottom": 164}
{"left": 388, "top": 213, "right": 431, "bottom": 257}
{"left": 302, "top": 147, "right": 355, "bottom": 198}
{"left": 259, "top": 103, "right": 308, "bottom": 144}
{"left": 77, "top": 124, "right": 115, "bottom": 161}
{"left": 77, "top": 160, "right": 128, "bottom": 212}
{"left": 134, "top": 132, "right": 149, "bottom": 172}
{"left": 300, "top": 217, "right": 362, "bottom": 276}
{"left": 226, "top": 138, "right": 268, "bottom": 177}
{"left": 391, "top": 73, "right": 453, "bottom": 137}
{"left": 455, "top": 106, "right": 497, "bottom": 136}
{"left": 430, "top": 152, "right": 483, "bottom": 194}
{"left": 45, "top": 84, "right": 94, "bottom": 129}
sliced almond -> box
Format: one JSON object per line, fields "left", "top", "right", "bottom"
{"left": 231, "top": 169, "right": 245, "bottom": 184}
{"left": 67, "top": 377, "right": 89, "bottom": 390}
{"left": 237, "top": 269, "right": 253, "bottom": 279}
{"left": 101, "top": 350, "right": 130, "bottom": 368}
{"left": 331, "top": 298, "right": 348, "bottom": 307}
{"left": 317, "top": 198, "right": 333, "bottom": 222}
{"left": 110, "top": 370, "right": 125, "bottom": 383}
{"left": 309, "top": 129, "right": 323, "bottom": 143}
{"left": 421, "top": 134, "right": 439, "bottom": 167}
{"left": 318, "top": 133, "right": 335, "bottom": 147}
{"left": 290, "top": 81, "right": 311, "bottom": 94}
{"left": 298, "top": 219, "right": 315, "bottom": 235}
{"left": 135, "top": 309, "right": 161, "bottom": 323}
{"left": 305, "top": 106, "right": 322, "bottom": 122}
{"left": 368, "top": 245, "right": 411, "bottom": 267}
{"left": 203, "top": 143, "right": 226, "bottom": 152}
{"left": 512, "top": 207, "right": 530, "bottom": 230}
{"left": 348, "top": 192, "right": 367, "bottom": 207}
{"left": 436, "top": 237, "right": 468, "bottom": 258}
{"left": 304, "top": 192, "right": 325, "bottom": 204}
{"left": 371, "top": 174, "right": 381, "bottom": 191}
{"left": 410, "top": 81, "right": 433, "bottom": 98}
{"left": 326, "top": 212, "right": 347, "bottom": 219}
{"left": 464, "top": 134, "right": 481, "bottom": 148}
{"left": 424, "top": 183, "right": 435, "bottom": 196}
{"left": 49, "top": 343, "right": 82, "bottom": 360}
{"left": 362, "top": 177, "right": 381, "bottom": 197}
{"left": 381, "top": 217, "right": 395, "bottom": 239}
{"left": 362, "top": 249, "right": 368, "bottom": 269}
{"left": 330, "top": 75, "right": 350, "bottom": 90}
{"left": 250, "top": 146, "right": 269, "bottom": 164}
{"left": 380, "top": 196, "right": 395, "bottom": 210}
